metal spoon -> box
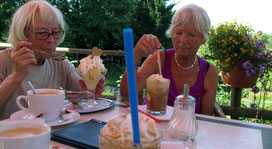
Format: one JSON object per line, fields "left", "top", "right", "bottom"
{"left": 34, "top": 49, "right": 66, "bottom": 61}
{"left": 27, "top": 80, "right": 37, "bottom": 94}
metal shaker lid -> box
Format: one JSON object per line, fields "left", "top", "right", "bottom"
{"left": 175, "top": 94, "right": 195, "bottom": 103}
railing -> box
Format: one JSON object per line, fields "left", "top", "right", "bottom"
{"left": 1, "top": 42, "right": 272, "bottom": 120}
{"left": 0, "top": 43, "right": 125, "bottom": 56}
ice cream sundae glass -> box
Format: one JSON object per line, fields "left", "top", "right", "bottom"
{"left": 78, "top": 47, "right": 107, "bottom": 93}
{"left": 76, "top": 47, "right": 107, "bottom": 111}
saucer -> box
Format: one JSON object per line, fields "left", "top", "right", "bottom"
{"left": 138, "top": 105, "right": 174, "bottom": 121}
{"left": 10, "top": 110, "right": 80, "bottom": 127}
{"left": 65, "top": 98, "right": 115, "bottom": 113}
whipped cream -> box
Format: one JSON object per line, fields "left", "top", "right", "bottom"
{"left": 79, "top": 55, "right": 106, "bottom": 77}
{"left": 147, "top": 74, "right": 169, "bottom": 91}
{"left": 101, "top": 113, "right": 160, "bottom": 146}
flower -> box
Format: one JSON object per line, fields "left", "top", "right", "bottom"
{"left": 206, "top": 21, "right": 256, "bottom": 73}
{"left": 205, "top": 21, "right": 272, "bottom": 113}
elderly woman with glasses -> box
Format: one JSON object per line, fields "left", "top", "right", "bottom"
{"left": 0, "top": 0, "right": 105, "bottom": 120}
{"left": 120, "top": 4, "right": 219, "bottom": 115}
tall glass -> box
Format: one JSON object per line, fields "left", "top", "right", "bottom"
{"left": 78, "top": 68, "right": 106, "bottom": 111}
{"left": 146, "top": 74, "right": 170, "bottom": 115}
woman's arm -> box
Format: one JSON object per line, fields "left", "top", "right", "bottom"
{"left": 0, "top": 73, "right": 22, "bottom": 112}
{"left": 0, "top": 42, "right": 36, "bottom": 112}
{"left": 201, "top": 63, "right": 219, "bottom": 115}
{"left": 120, "top": 34, "right": 162, "bottom": 97}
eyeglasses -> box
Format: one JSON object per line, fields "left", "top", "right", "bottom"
{"left": 34, "top": 31, "right": 65, "bottom": 40}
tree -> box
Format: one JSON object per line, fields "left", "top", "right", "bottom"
{"left": 1, "top": 0, "right": 175, "bottom": 51}
{"left": 50, "top": 0, "right": 137, "bottom": 51}
{"left": 131, "top": 0, "right": 175, "bottom": 49}
{"left": 0, "top": 0, "right": 26, "bottom": 42}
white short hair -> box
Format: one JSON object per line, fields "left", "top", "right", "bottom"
{"left": 7, "top": 0, "right": 67, "bottom": 46}
{"left": 166, "top": 4, "right": 211, "bottom": 41}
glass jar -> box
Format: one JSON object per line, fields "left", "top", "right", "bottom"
{"left": 166, "top": 95, "right": 198, "bottom": 140}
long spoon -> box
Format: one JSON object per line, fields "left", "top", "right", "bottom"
{"left": 34, "top": 49, "right": 66, "bottom": 61}
{"left": 183, "top": 84, "right": 189, "bottom": 98}
{"left": 27, "top": 81, "right": 37, "bottom": 94}
{"left": 156, "top": 50, "right": 162, "bottom": 76}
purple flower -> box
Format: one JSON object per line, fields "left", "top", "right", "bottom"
{"left": 244, "top": 37, "right": 249, "bottom": 41}
{"left": 256, "top": 41, "right": 260, "bottom": 47}
{"left": 250, "top": 69, "right": 256, "bottom": 74}
{"left": 251, "top": 87, "right": 260, "bottom": 93}
{"left": 254, "top": 52, "right": 261, "bottom": 59}
{"left": 246, "top": 70, "right": 251, "bottom": 77}
{"left": 243, "top": 61, "right": 252, "bottom": 69}
{"left": 259, "top": 65, "right": 264, "bottom": 70}
{"left": 250, "top": 103, "right": 258, "bottom": 109}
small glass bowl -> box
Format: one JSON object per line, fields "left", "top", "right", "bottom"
{"left": 65, "top": 91, "right": 93, "bottom": 104}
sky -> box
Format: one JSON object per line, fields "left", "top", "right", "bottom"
{"left": 169, "top": 0, "right": 272, "bottom": 33}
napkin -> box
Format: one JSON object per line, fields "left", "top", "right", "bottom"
{"left": 51, "top": 119, "right": 106, "bottom": 149}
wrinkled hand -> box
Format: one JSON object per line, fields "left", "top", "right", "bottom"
{"left": 78, "top": 77, "right": 105, "bottom": 96}
{"left": 94, "top": 77, "right": 105, "bottom": 96}
{"left": 134, "top": 34, "right": 162, "bottom": 57}
{"left": 11, "top": 41, "right": 37, "bottom": 82}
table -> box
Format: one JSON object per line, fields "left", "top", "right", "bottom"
{"left": 48, "top": 102, "right": 272, "bottom": 148}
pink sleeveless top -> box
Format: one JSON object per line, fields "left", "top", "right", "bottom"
{"left": 162, "top": 49, "right": 209, "bottom": 113}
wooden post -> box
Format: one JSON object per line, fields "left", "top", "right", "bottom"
{"left": 230, "top": 87, "right": 242, "bottom": 119}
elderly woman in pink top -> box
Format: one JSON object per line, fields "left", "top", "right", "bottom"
{"left": 120, "top": 4, "right": 218, "bottom": 115}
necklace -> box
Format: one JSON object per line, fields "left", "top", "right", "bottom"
{"left": 174, "top": 53, "right": 197, "bottom": 70}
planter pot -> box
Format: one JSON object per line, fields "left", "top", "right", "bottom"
{"left": 220, "top": 62, "right": 257, "bottom": 88}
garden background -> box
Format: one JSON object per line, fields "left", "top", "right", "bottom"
{"left": 0, "top": 0, "right": 271, "bottom": 124}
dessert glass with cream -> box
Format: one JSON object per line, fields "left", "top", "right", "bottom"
{"left": 78, "top": 47, "right": 107, "bottom": 92}
{"left": 99, "top": 113, "right": 162, "bottom": 149}
{"left": 146, "top": 74, "right": 170, "bottom": 115}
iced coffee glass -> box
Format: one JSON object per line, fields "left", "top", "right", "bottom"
{"left": 146, "top": 74, "right": 170, "bottom": 115}
{"left": 99, "top": 129, "right": 162, "bottom": 149}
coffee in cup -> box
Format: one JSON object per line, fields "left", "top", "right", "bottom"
{"left": 0, "top": 127, "right": 44, "bottom": 137}
{"left": 146, "top": 74, "right": 170, "bottom": 115}
{"left": 16, "top": 88, "right": 65, "bottom": 121}
{"left": 0, "top": 120, "right": 51, "bottom": 149}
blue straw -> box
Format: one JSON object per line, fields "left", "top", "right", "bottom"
{"left": 123, "top": 28, "right": 141, "bottom": 144}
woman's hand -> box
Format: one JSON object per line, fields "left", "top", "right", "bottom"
{"left": 11, "top": 41, "right": 37, "bottom": 82}
{"left": 94, "top": 77, "right": 105, "bottom": 96}
{"left": 78, "top": 77, "right": 105, "bottom": 96}
{"left": 134, "top": 34, "right": 162, "bottom": 59}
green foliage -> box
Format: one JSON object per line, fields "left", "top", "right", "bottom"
{"left": 103, "top": 86, "right": 116, "bottom": 96}
{"left": 216, "top": 75, "right": 231, "bottom": 106}
{"left": 50, "top": 0, "right": 137, "bottom": 51}
{"left": 131, "top": 0, "right": 175, "bottom": 49}
{"left": 104, "top": 61, "right": 125, "bottom": 87}
{"left": 0, "top": 0, "right": 26, "bottom": 42}
{"left": 257, "top": 32, "right": 272, "bottom": 48}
